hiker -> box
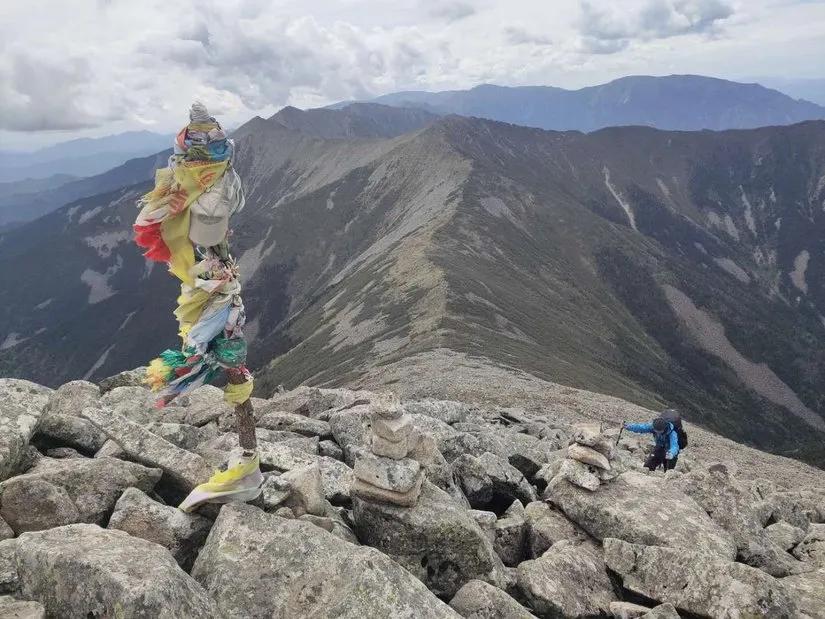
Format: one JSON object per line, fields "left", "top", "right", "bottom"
{"left": 134, "top": 101, "right": 262, "bottom": 512}
{"left": 623, "top": 409, "right": 687, "bottom": 471}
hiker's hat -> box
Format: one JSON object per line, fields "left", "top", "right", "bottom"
{"left": 189, "top": 175, "right": 231, "bottom": 247}
{"left": 652, "top": 417, "right": 668, "bottom": 433}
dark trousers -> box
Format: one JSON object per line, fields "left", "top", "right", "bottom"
{"left": 645, "top": 447, "right": 677, "bottom": 471}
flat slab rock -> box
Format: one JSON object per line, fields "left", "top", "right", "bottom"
{"left": 0, "top": 595, "right": 45, "bottom": 618}
{"left": 547, "top": 471, "right": 736, "bottom": 559}
{"left": 192, "top": 503, "right": 459, "bottom": 618}
{"left": 780, "top": 567, "right": 825, "bottom": 619}
{"left": 604, "top": 537, "right": 798, "bottom": 618}
{"left": 15, "top": 524, "right": 216, "bottom": 618}
{"left": 0, "top": 379, "right": 52, "bottom": 481}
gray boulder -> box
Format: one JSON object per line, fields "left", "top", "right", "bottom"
{"left": 0, "top": 456, "right": 160, "bottom": 534}
{"left": 781, "top": 568, "right": 825, "bottom": 619}
{"left": 45, "top": 380, "right": 100, "bottom": 416}
{"left": 547, "top": 472, "right": 736, "bottom": 559}
{"left": 404, "top": 399, "right": 472, "bottom": 425}
{"left": 0, "top": 596, "right": 45, "bottom": 618}
{"left": 319, "top": 439, "right": 344, "bottom": 460}
{"left": 145, "top": 422, "right": 219, "bottom": 452}
{"left": 756, "top": 489, "right": 825, "bottom": 529}
{"left": 449, "top": 579, "right": 536, "bottom": 619}
{"left": 473, "top": 430, "right": 557, "bottom": 478}
{"left": 257, "top": 410, "right": 332, "bottom": 438}
{"left": 493, "top": 501, "right": 528, "bottom": 567}
{"left": 676, "top": 464, "right": 809, "bottom": 576}
{"left": 107, "top": 487, "right": 213, "bottom": 571}
{"left": 34, "top": 413, "right": 107, "bottom": 454}
{"left": 98, "top": 367, "right": 147, "bottom": 393}
{"left": 353, "top": 481, "right": 507, "bottom": 598}
{"left": 517, "top": 540, "right": 616, "bottom": 618}
{"left": 0, "top": 539, "right": 18, "bottom": 595}
{"left": 604, "top": 537, "right": 798, "bottom": 618}
{"left": 523, "top": 501, "right": 588, "bottom": 558}
{"left": 0, "top": 516, "right": 12, "bottom": 540}
{"left": 640, "top": 604, "right": 680, "bottom": 619}
{"left": 765, "top": 521, "right": 806, "bottom": 551}
{"left": 453, "top": 452, "right": 537, "bottom": 512}
{"left": 16, "top": 524, "right": 216, "bottom": 618}
{"left": 793, "top": 523, "right": 825, "bottom": 566}
{"left": 279, "top": 462, "right": 326, "bottom": 517}
{"left": 192, "top": 503, "right": 459, "bottom": 618}
{"left": 98, "top": 386, "right": 158, "bottom": 424}
{"left": 81, "top": 406, "right": 212, "bottom": 498}
{"left": 0, "top": 380, "right": 51, "bottom": 481}
{"left": 608, "top": 601, "right": 658, "bottom": 619}
{"left": 179, "top": 385, "right": 233, "bottom": 427}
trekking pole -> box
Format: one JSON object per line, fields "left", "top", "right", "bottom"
{"left": 615, "top": 420, "right": 625, "bottom": 446}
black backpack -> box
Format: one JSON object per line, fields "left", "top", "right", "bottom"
{"left": 660, "top": 409, "right": 688, "bottom": 449}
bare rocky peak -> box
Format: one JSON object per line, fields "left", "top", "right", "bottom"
{"left": 0, "top": 110, "right": 823, "bottom": 467}
{"left": 0, "top": 374, "right": 823, "bottom": 617}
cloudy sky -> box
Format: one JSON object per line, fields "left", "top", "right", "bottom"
{"left": 1, "top": 0, "right": 824, "bottom": 149}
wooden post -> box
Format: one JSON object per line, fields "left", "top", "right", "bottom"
{"left": 227, "top": 370, "right": 256, "bottom": 453}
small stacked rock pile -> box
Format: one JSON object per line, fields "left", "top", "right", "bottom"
{"left": 351, "top": 394, "right": 425, "bottom": 507}
{"left": 553, "top": 422, "right": 621, "bottom": 491}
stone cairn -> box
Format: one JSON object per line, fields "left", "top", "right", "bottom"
{"left": 351, "top": 393, "right": 425, "bottom": 507}
{"left": 553, "top": 423, "right": 622, "bottom": 491}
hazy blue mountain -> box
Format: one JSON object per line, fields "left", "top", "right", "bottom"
{"left": 757, "top": 77, "right": 825, "bottom": 107}
{"left": 0, "top": 130, "right": 172, "bottom": 182}
{"left": 341, "top": 75, "right": 825, "bottom": 132}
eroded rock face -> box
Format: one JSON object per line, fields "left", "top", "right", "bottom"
{"left": 107, "top": 487, "right": 213, "bottom": 571}
{"left": 523, "top": 501, "right": 588, "bottom": 559}
{"left": 0, "top": 380, "right": 52, "bottom": 481}
{"left": 192, "top": 503, "right": 459, "bottom": 618}
{"left": 604, "top": 538, "right": 798, "bottom": 618}
{"left": 353, "top": 481, "right": 507, "bottom": 598}
{"left": 794, "top": 523, "right": 825, "bottom": 566}
{"left": 34, "top": 413, "right": 107, "bottom": 455}
{"left": 0, "top": 456, "right": 161, "bottom": 534}
{"left": 547, "top": 471, "right": 736, "bottom": 559}
{"left": 449, "top": 579, "right": 536, "bottom": 619}
{"left": 16, "top": 524, "right": 216, "bottom": 618}
{"left": 517, "top": 540, "right": 616, "bottom": 618}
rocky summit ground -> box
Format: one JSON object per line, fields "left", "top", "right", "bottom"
{"left": 0, "top": 369, "right": 824, "bottom": 619}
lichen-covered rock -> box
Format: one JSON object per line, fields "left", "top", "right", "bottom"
{"left": 493, "top": 501, "right": 528, "bottom": 567}
{"left": 567, "top": 443, "right": 611, "bottom": 470}
{"left": 793, "top": 523, "right": 825, "bottom": 566}
{"left": 523, "top": 501, "right": 588, "bottom": 558}
{"left": 547, "top": 472, "right": 736, "bottom": 559}
{"left": 676, "top": 463, "right": 810, "bottom": 576}
{"left": 98, "top": 386, "right": 157, "bottom": 424}
{"left": 279, "top": 462, "right": 326, "bottom": 517}
{"left": 517, "top": 539, "right": 616, "bottom": 618}
{"left": 81, "top": 407, "right": 211, "bottom": 498}
{"left": 0, "top": 539, "right": 19, "bottom": 594}
{"left": 0, "top": 456, "right": 160, "bottom": 534}
{"left": 755, "top": 489, "right": 825, "bottom": 529}
{"left": 34, "top": 413, "right": 107, "bottom": 454}
{"left": 192, "top": 503, "right": 459, "bottom": 618}
{"left": 107, "top": 487, "right": 213, "bottom": 571}
{"left": 556, "top": 458, "right": 601, "bottom": 491}
{"left": 98, "top": 367, "right": 147, "bottom": 393}
{"left": 781, "top": 568, "right": 825, "bottom": 619}
{"left": 764, "top": 521, "right": 806, "bottom": 551}
{"left": 0, "top": 380, "right": 52, "bottom": 481}
{"left": 449, "top": 579, "right": 536, "bottom": 619}
{"left": 16, "top": 524, "right": 216, "bottom": 618}
{"left": 0, "top": 595, "right": 45, "bottom": 619}
{"left": 353, "top": 481, "right": 507, "bottom": 598}
{"left": 604, "top": 537, "right": 798, "bottom": 618}
{"left": 639, "top": 603, "right": 680, "bottom": 619}
{"left": 45, "top": 381, "right": 100, "bottom": 417}
{"left": 405, "top": 399, "right": 472, "bottom": 425}
{"left": 0, "top": 516, "right": 13, "bottom": 541}
{"left": 258, "top": 410, "right": 332, "bottom": 439}
{"left": 608, "top": 601, "right": 657, "bottom": 619}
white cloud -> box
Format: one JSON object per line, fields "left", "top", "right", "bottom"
{"left": 0, "top": 0, "right": 823, "bottom": 148}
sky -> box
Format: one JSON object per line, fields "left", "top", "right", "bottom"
{"left": 1, "top": 0, "right": 824, "bottom": 150}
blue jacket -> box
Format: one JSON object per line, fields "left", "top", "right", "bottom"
{"left": 624, "top": 422, "right": 680, "bottom": 459}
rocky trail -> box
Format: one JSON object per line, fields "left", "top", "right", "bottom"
{"left": 0, "top": 372, "right": 823, "bottom": 618}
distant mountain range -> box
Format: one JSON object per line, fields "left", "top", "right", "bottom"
{"left": 0, "top": 130, "right": 171, "bottom": 183}
{"left": 336, "top": 75, "right": 825, "bottom": 132}
{"left": 0, "top": 102, "right": 823, "bottom": 466}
